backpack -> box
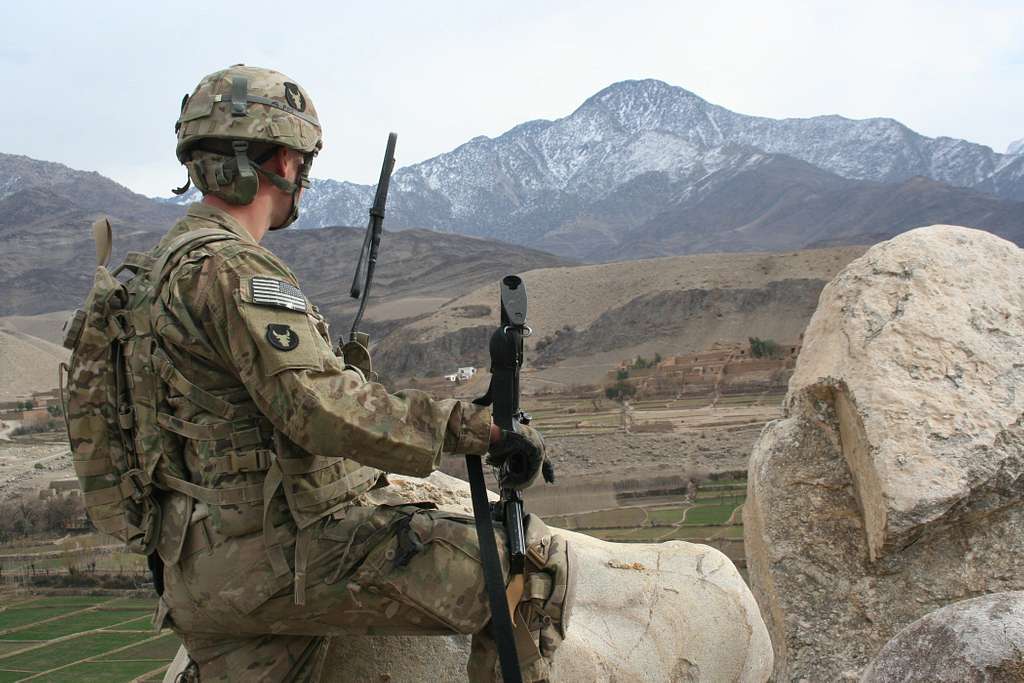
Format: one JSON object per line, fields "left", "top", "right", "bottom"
{"left": 61, "top": 217, "right": 238, "bottom": 555}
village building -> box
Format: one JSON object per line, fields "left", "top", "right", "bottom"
{"left": 444, "top": 366, "right": 478, "bottom": 382}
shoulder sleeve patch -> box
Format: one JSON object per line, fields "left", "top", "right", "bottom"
{"left": 249, "top": 276, "right": 308, "bottom": 312}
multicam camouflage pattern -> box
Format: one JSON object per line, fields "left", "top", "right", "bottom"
{"left": 137, "top": 202, "right": 568, "bottom": 681}
{"left": 151, "top": 203, "right": 491, "bottom": 537}
{"left": 65, "top": 225, "right": 236, "bottom": 555}
{"left": 162, "top": 499, "right": 564, "bottom": 682}
{"left": 175, "top": 65, "right": 323, "bottom": 214}
{"left": 176, "top": 65, "right": 322, "bottom": 161}
{"left": 65, "top": 262, "right": 160, "bottom": 554}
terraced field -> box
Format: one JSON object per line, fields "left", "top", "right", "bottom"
{"left": 544, "top": 480, "right": 747, "bottom": 545}
{"left": 0, "top": 596, "right": 175, "bottom": 682}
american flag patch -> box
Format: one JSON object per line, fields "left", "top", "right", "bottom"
{"left": 250, "top": 277, "right": 307, "bottom": 312}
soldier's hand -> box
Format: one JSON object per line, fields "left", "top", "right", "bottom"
{"left": 486, "top": 423, "right": 553, "bottom": 490}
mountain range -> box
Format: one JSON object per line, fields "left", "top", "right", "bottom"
{"left": 163, "top": 79, "right": 1024, "bottom": 261}
{"left": 3, "top": 77, "right": 1023, "bottom": 310}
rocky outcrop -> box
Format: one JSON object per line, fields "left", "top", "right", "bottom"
{"left": 167, "top": 472, "right": 772, "bottom": 682}
{"left": 744, "top": 225, "right": 1024, "bottom": 680}
{"left": 862, "top": 592, "right": 1024, "bottom": 682}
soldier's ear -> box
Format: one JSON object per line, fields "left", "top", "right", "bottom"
{"left": 263, "top": 147, "right": 302, "bottom": 186}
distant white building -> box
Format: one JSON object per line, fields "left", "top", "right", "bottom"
{"left": 445, "top": 366, "right": 477, "bottom": 382}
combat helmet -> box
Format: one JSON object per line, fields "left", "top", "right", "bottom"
{"left": 173, "top": 64, "right": 322, "bottom": 229}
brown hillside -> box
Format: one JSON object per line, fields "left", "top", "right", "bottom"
{"left": 0, "top": 324, "right": 69, "bottom": 401}
{"left": 372, "top": 245, "right": 868, "bottom": 384}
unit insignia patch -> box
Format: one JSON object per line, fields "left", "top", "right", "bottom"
{"left": 266, "top": 323, "right": 299, "bottom": 351}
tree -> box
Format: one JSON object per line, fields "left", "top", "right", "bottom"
{"left": 605, "top": 381, "right": 636, "bottom": 401}
{"left": 749, "top": 337, "right": 782, "bottom": 359}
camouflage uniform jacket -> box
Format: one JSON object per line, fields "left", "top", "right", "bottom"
{"left": 151, "top": 202, "right": 491, "bottom": 561}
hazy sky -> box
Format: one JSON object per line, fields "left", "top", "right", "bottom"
{"left": 2, "top": 0, "right": 1021, "bottom": 197}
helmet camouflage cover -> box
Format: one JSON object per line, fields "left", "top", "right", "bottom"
{"left": 174, "top": 65, "right": 323, "bottom": 226}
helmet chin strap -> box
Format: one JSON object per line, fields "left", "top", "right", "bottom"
{"left": 257, "top": 155, "right": 313, "bottom": 231}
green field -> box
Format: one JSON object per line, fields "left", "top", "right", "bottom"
{"left": 28, "top": 660, "right": 166, "bottom": 682}
{"left": 574, "top": 507, "right": 647, "bottom": 529}
{"left": 5, "top": 610, "right": 145, "bottom": 641}
{"left": 584, "top": 527, "right": 665, "bottom": 542}
{"left": 682, "top": 503, "right": 736, "bottom": 525}
{"left": 0, "top": 597, "right": 173, "bottom": 682}
{"left": 647, "top": 507, "right": 688, "bottom": 525}
{"left": 553, "top": 477, "right": 748, "bottom": 552}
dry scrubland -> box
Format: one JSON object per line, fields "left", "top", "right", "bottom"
{"left": 0, "top": 322, "right": 68, "bottom": 402}
{"left": 372, "top": 244, "right": 864, "bottom": 385}
{"left": 404, "top": 246, "right": 864, "bottom": 343}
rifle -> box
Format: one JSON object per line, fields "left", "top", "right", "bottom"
{"left": 468, "top": 275, "right": 533, "bottom": 683}
{"left": 342, "top": 132, "right": 398, "bottom": 373}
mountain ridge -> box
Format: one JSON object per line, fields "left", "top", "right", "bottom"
{"left": 263, "top": 79, "right": 1024, "bottom": 258}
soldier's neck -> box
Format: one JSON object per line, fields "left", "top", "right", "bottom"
{"left": 202, "top": 195, "right": 272, "bottom": 243}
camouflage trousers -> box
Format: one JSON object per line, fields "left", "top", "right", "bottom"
{"left": 161, "top": 501, "right": 563, "bottom": 682}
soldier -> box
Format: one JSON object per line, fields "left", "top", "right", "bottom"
{"left": 148, "top": 65, "right": 574, "bottom": 681}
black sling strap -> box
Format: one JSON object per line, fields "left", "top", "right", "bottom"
{"left": 465, "top": 455, "right": 522, "bottom": 683}
{"left": 466, "top": 274, "right": 532, "bottom": 683}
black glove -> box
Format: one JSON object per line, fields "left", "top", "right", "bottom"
{"left": 486, "top": 423, "right": 553, "bottom": 490}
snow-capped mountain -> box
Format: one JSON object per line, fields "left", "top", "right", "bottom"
{"left": 1008, "top": 138, "right": 1024, "bottom": 155}
{"left": 163, "top": 79, "right": 1024, "bottom": 259}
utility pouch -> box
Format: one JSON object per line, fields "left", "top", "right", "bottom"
{"left": 340, "top": 332, "right": 377, "bottom": 382}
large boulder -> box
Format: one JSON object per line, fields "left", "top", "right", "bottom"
{"left": 861, "top": 591, "right": 1024, "bottom": 682}
{"left": 744, "top": 225, "right": 1024, "bottom": 680}
{"left": 167, "top": 472, "right": 772, "bottom": 682}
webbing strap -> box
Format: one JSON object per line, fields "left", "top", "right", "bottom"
{"left": 151, "top": 348, "right": 252, "bottom": 421}
{"left": 92, "top": 217, "right": 112, "bottom": 268}
{"left": 230, "top": 76, "right": 248, "bottom": 116}
{"left": 466, "top": 454, "right": 523, "bottom": 683}
{"left": 262, "top": 462, "right": 292, "bottom": 579}
{"left": 293, "top": 526, "right": 314, "bottom": 607}
{"left": 207, "top": 449, "right": 275, "bottom": 475}
{"left": 151, "top": 229, "right": 240, "bottom": 305}
{"left": 213, "top": 92, "right": 321, "bottom": 127}
{"left": 156, "top": 413, "right": 234, "bottom": 441}
{"left": 162, "top": 475, "right": 263, "bottom": 506}
{"left": 121, "top": 252, "right": 156, "bottom": 272}
{"left": 83, "top": 485, "right": 124, "bottom": 507}
{"left": 275, "top": 454, "right": 339, "bottom": 476}
{"left": 289, "top": 466, "right": 379, "bottom": 509}
{"left": 74, "top": 458, "right": 114, "bottom": 477}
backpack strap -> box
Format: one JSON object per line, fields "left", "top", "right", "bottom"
{"left": 151, "top": 228, "right": 243, "bottom": 302}
{"left": 151, "top": 347, "right": 260, "bottom": 421}
{"left": 162, "top": 475, "right": 265, "bottom": 506}
{"left": 92, "top": 217, "right": 112, "bottom": 268}
{"left": 115, "top": 252, "right": 157, "bottom": 276}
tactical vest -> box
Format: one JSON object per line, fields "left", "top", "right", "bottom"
{"left": 66, "top": 217, "right": 380, "bottom": 602}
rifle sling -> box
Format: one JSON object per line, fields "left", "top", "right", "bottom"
{"left": 466, "top": 454, "right": 523, "bottom": 683}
